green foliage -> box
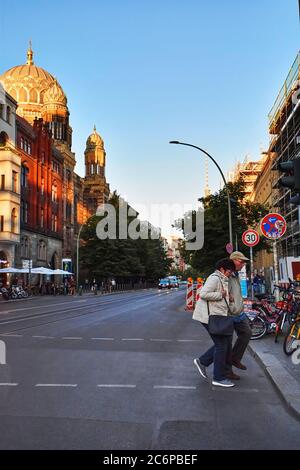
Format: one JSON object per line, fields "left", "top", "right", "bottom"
{"left": 175, "top": 179, "right": 270, "bottom": 277}
{"left": 79, "top": 192, "right": 171, "bottom": 283}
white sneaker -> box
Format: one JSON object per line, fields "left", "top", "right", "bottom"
{"left": 194, "top": 358, "right": 207, "bottom": 379}
{"left": 212, "top": 379, "right": 235, "bottom": 388}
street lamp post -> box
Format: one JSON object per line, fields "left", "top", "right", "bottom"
{"left": 76, "top": 223, "right": 85, "bottom": 293}
{"left": 169, "top": 141, "right": 233, "bottom": 246}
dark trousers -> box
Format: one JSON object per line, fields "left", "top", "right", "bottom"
{"left": 232, "top": 317, "right": 252, "bottom": 362}
{"left": 199, "top": 323, "right": 233, "bottom": 381}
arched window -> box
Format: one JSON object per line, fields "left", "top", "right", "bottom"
{"left": 38, "top": 240, "right": 46, "bottom": 260}
{"left": 29, "top": 89, "right": 38, "bottom": 103}
{"left": 21, "top": 237, "right": 29, "bottom": 258}
{"left": 19, "top": 88, "right": 28, "bottom": 102}
{"left": 0, "top": 103, "right": 4, "bottom": 120}
{"left": 20, "top": 137, "right": 24, "bottom": 150}
{"left": 21, "top": 165, "right": 29, "bottom": 187}
{"left": 11, "top": 208, "right": 17, "bottom": 233}
{"left": 6, "top": 106, "right": 11, "bottom": 124}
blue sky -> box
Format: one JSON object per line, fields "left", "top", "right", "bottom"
{"left": 2, "top": 0, "right": 299, "bottom": 234}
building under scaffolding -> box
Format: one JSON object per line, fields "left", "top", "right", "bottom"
{"left": 269, "top": 52, "right": 300, "bottom": 263}
{"left": 228, "top": 156, "right": 265, "bottom": 200}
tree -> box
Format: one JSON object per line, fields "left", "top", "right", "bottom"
{"left": 175, "top": 179, "right": 269, "bottom": 277}
{"left": 79, "top": 192, "right": 170, "bottom": 283}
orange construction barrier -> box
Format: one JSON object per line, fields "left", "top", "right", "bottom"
{"left": 195, "top": 277, "right": 203, "bottom": 303}
{"left": 185, "top": 278, "right": 194, "bottom": 311}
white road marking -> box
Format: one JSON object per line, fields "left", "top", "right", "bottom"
{"left": 32, "top": 336, "right": 55, "bottom": 339}
{"left": 0, "top": 299, "right": 88, "bottom": 315}
{"left": 150, "top": 339, "right": 172, "bottom": 342}
{"left": 0, "top": 334, "right": 23, "bottom": 337}
{"left": 0, "top": 383, "right": 18, "bottom": 386}
{"left": 35, "top": 384, "right": 78, "bottom": 387}
{"left": 92, "top": 337, "right": 114, "bottom": 341}
{"left": 212, "top": 388, "right": 260, "bottom": 393}
{"left": 61, "top": 337, "right": 83, "bottom": 340}
{"left": 153, "top": 385, "right": 197, "bottom": 390}
{"left": 121, "top": 338, "right": 144, "bottom": 341}
{"left": 97, "top": 384, "right": 136, "bottom": 388}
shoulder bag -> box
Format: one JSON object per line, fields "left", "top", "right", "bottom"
{"left": 207, "top": 277, "right": 234, "bottom": 336}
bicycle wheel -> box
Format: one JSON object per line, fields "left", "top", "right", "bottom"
{"left": 249, "top": 315, "right": 267, "bottom": 340}
{"left": 283, "top": 319, "right": 300, "bottom": 356}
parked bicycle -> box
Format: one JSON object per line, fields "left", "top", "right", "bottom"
{"left": 247, "top": 283, "right": 300, "bottom": 342}
{"left": 283, "top": 312, "right": 300, "bottom": 356}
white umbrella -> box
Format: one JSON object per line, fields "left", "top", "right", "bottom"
{"left": 0, "top": 267, "right": 24, "bottom": 273}
{"left": 31, "top": 267, "right": 55, "bottom": 275}
{"left": 52, "top": 269, "right": 74, "bottom": 275}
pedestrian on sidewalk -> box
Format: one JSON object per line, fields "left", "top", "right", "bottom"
{"left": 192, "top": 258, "right": 236, "bottom": 388}
{"left": 228, "top": 251, "right": 252, "bottom": 372}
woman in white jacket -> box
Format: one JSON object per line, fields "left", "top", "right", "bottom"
{"left": 193, "top": 258, "right": 236, "bottom": 388}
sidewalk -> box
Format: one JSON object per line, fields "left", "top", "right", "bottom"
{"left": 247, "top": 333, "right": 300, "bottom": 419}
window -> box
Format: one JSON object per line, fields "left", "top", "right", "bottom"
{"left": 6, "top": 106, "right": 11, "bottom": 124}
{"left": 0, "top": 103, "right": 3, "bottom": 120}
{"left": 21, "top": 165, "right": 29, "bottom": 188}
{"left": 0, "top": 132, "right": 7, "bottom": 147}
{"left": 41, "top": 177, "right": 44, "bottom": 195}
{"left": 21, "top": 200, "right": 28, "bottom": 224}
{"left": 41, "top": 207, "right": 44, "bottom": 228}
{"left": 0, "top": 175, "right": 5, "bottom": 190}
{"left": 66, "top": 169, "right": 71, "bottom": 182}
{"left": 11, "top": 208, "right": 17, "bottom": 232}
{"left": 20, "top": 137, "right": 24, "bottom": 150}
{"left": 51, "top": 183, "right": 57, "bottom": 202}
{"left": 21, "top": 237, "right": 29, "bottom": 258}
{"left": 51, "top": 214, "right": 58, "bottom": 232}
{"left": 41, "top": 152, "right": 45, "bottom": 165}
{"left": 27, "top": 142, "right": 31, "bottom": 155}
{"left": 12, "top": 171, "right": 17, "bottom": 192}
{"left": 38, "top": 240, "right": 46, "bottom": 260}
{"left": 0, "top": 216, "right": 3, "bottom": 232}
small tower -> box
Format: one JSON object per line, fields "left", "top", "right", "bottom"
{"left": 204, "top": 157, "right": 211, "bottom": 198}
{"left": 83, "top": 126, "right": 110, "bottom": 218}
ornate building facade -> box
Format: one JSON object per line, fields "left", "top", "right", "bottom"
{"left": 0, "top": 45, "right": 110, "bottom": 274}
{"left": 0, "top": 82, "right": 20, "bottom": 274}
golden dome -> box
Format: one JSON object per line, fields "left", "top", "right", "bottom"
{"left": 0, "top": 45, "right": 66, "bottom": 122}
{"left": 43, "top": 79, "right": 67, "bottom": 105}
{"left": 86, "top": 126, "right": 104, "bottom": 149}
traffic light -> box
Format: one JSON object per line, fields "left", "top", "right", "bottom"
{"left": 278, "top": 159, "right": 300, "bottom": 190}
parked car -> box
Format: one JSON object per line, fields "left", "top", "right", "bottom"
{"left": 158, "top": 279, "right": 171, "bottom": 289}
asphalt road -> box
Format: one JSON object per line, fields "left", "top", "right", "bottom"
{"left": 0, "top": 289, "right": 299, "bottom": 450}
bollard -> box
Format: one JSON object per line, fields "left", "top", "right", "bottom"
{"left": 94, "top": 284, "right": 98, "bottom": 295}
{"left": 78, "top": 285, "right": 83, "bottom": 296}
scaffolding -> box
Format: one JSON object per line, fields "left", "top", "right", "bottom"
{"left": 269, "top": 52, "right": 300, "bottom": 135}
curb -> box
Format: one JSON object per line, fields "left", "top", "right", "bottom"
{"left": 248, "top": 342, "right": 300, "bottom": 420}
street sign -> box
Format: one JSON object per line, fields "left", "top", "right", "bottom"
{"left": 242, "top": 229, "right": 260, "bottom": 247}
{"left": 260, "top": 213, "right": 287, "bottom": 239}
{"left": 22, "top": 259, "right": 32, "bottom": 269}
{"left": 226, "top": 243, "right": 234, "bottom": 254}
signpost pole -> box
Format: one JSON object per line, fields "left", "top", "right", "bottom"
{"left": 273, "top": 240, "right": 279, "bottom": 301}
{"left": 250, "top": 246, "right": 254, "bottom": 300}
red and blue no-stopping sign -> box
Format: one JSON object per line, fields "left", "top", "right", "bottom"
{"left": 260, "top": 213, "right": 287, "bottom": 239}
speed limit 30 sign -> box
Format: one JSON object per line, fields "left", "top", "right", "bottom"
{"left": 242, "top": 229, "right": 260, "bottom": 247}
